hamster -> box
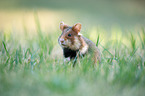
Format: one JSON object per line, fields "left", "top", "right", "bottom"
{"left": 58, "top": 22, "right": 101, "bottom": 66}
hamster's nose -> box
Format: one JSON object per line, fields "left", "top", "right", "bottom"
{"left": 60, "top": 38, "right": 64, "bottom": 43}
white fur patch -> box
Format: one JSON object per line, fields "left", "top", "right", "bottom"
{"left": 79, "top": 44, "right": 88, "bottom": 54}
{"left": 78, "top": 33, "right": 82, "bottom": 36}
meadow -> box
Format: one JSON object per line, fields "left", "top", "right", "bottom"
{"left": 0, "top": 0, "right": 145, "bottom": 96}
{"left": 0, "top": 13, "right": 145, "bottom": 96}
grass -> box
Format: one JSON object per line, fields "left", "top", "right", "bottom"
{"left": 0, "top": 17, "right": 145, "bottom": 96}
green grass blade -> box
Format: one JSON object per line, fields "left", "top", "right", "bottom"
{"left": 96, "top": 34, "right": 100, "bottom": 47}
{"left": 2, "top": 41, "right": 9, "bottom": 56}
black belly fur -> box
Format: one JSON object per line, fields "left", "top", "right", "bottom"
{"left": 63, "top": 48, "right": 78, "bottom": 59}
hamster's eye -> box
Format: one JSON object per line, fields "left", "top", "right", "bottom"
{"left": 68, "top": 34, "right": 71, "bottom": 37}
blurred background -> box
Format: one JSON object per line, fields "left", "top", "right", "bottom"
{"left": 0, "top": 1, "right": 145, "bottom": 96}
{"left": 0, "top": 0, "right": 145, "bottom": 33}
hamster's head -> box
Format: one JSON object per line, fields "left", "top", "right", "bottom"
{"left": 58, "top": 21, "right": 82, "bottom": 50}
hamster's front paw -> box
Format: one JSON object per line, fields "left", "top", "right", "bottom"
{"left": 64, "top": 57, "right": 70, "bottom": 63}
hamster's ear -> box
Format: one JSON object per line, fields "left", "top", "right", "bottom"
{"left": 60, "top": 21, "right": 68, "bottom": 31}
{"left": 72, "top": 23, "right": 81, "bottom": 33}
